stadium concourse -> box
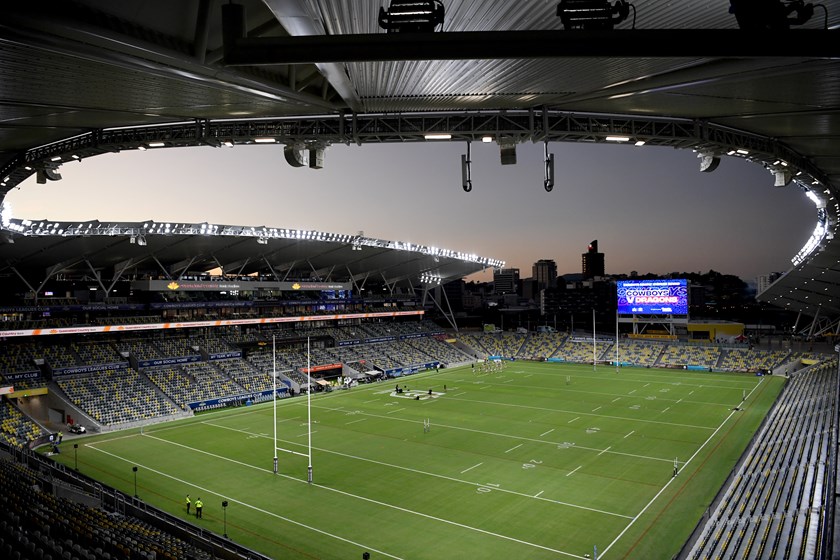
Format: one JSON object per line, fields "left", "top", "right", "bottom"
{"left": 1, "top": 1, "right": 840, "bottom": 559}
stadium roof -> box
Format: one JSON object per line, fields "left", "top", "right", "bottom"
{"left": 0, "top": 1, "right": 839, "bottom": 322}
{"left": 0, "top": 218, "right": 500, "bottom": 288}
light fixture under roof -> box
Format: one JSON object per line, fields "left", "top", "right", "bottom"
{"left": 378, "top": 0, "right": 445, "bottom": 33}
{"left": 556, "top": 0, "right": 632, "bottom": 30}
{"left": 254, "top": 137, "right": 276, "bottom": 144}
{"left": 605, "top": 136, "right": 630, "bottom": 142}
{"left": 147, "top": 142, "right": 165, "bottom": 148}
{"left": 424, "top": 133, "right": 452, "bottom": 140}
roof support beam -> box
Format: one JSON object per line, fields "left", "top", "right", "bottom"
{"left": 85, "top": 259, "right": 108, "bottom": 296}
{"left": 223, "top": 29, "right": 840, "bottom": 66}
{"left": 10, "top": 266, "right": 38, "bottom": 303}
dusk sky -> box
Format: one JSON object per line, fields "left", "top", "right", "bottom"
{"left": 5, "top": 140, "right": 816, "bottom": 284}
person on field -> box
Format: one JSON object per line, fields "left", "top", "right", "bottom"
{"left": 195, "top": 497, "right": 203, "bottom": 518}
{"left": 186, "top": 494, "right": 191, "bottom": 514}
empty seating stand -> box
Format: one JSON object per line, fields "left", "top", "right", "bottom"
{"left": 685, "top": 359, "right": 837, "bottom": 559}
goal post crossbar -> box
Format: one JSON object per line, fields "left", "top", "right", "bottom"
{"left": 274, "top": 446, "right": 309, "bottom": 459}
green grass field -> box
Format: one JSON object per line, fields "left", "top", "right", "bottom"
{"left": 49, "top": 362, "right": 784, "bottom": 560}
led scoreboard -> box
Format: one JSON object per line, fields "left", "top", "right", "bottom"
{"left": 617, "top": 279, "right": 688, "bottom": 315}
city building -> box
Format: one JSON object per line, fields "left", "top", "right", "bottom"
{"left": 493, "top": 268, "right": 520, "bottom": 295}
{"left": 582, "top": 240, "right": 605, "bottom": 279}
{"left": 532, "top": 259, "right": 558, "bottom": 292}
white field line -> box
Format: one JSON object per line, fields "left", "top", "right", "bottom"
{"left": 598, "top": 377, "right": 766, "bottom": 559}
{"left": 92, "top": 435, "right": 589, "bottom": 559}
{"left": 424, "top": 378, "right": 743, "bottom": 409}
{"left": 84, "top": 442, "right": 406, "bottom": 560}
{"left": 592, "top": 406, "right": 602, "bottom": 412}
{"left": 345, "top": 418, "right": 366, "bottom": 425}
{"left": 308, "top": 404, "right": 680, "bottom": 464}
{"left": 439, "top": 395, "right": 715, "bottom": 430}
{"left": 598, "top": 446, "right": 612, "bottom": 457}
{"left": 460, "top": 462, "right": 483, "bottom": 474}
{"left": 568, "top": 417, "right": 580, "bottom": 423}
{"left": 202, "top": 420, "right": 632, "bottom": 519}
{"left": 505, "top": 443, "right": 523, "bottom": 454}
{"left": 566, "top": 466, "right": 582, "bottom": 477}
{"left": 540, "top": 429, "right": 555, "bottom": 437}
{"left": 623, "top": 431, "right": 635, "bottom": 439}
{"left": 520, "top": 368, "right": 759, "bottom": 389}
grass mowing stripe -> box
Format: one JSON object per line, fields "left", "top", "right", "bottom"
{"left": 309, "top": 401, "right": 684, "bottom": 464}
{"left": 599, "top": 377, "right": 766, "bottom": 559}
{"left": 111, "top": 431, "right": 591, "bottom": 559}
{"left": 86, "top": 440, "right": 406, "bottom": 560}
{"left": 444, "top": 395, "right": 716, "bottom": 430}
{"left": 203, "top": 419, "right": 634, "bottom": 519}
{"left": 458, "top": 379, "right": 738, "bottom": 408}
{"left": 56, "top": 364, "right": 779, "bottom": 559}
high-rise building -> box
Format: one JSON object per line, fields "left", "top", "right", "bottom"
{"left": 532, "top": 259, "right": 558, "bottom": 291}
{"left": 582, "top": 240, "right": 605, "bottom": 279}
{"left": 756, "top": 272, "right": 782, "bottom": 295}
{"left": 493, "top": 268, "right": 520, "bottom": 294}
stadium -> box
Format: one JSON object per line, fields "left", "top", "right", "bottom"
{"left": 0, "top": 1, "right": 839, "bottom": 559}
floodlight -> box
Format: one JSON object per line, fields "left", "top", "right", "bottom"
{"left": 556, "top": 0, "right": 631, "bottom": 30}
{"left": 284, "top": 144, "right": 309, "bottom": 167}
{"left": 309, "top": 146, "right": 325, "bottom": 169}
{"left": 729, "top": 0, "right": 814, "bottom": 30}
{"left": 379, "top": 0, "right": 444, "bottom": 33}
{"left": 698, "top": 152, "right": 721, "bottom": 173}
{"left": 499, "top": 138, "right": 517, "bottom": 166}
{"left": 424, "top": 133, "right": 451, "bottom": 140}
{"left": 771, "top": 167, "right": 793, "bottom": 187}
{"left": 36, "top": 168, "right": 62, "bottom": 184}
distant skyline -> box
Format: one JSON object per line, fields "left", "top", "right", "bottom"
{"left": 3, "top": 140, "right": 816, "bottom": 283}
